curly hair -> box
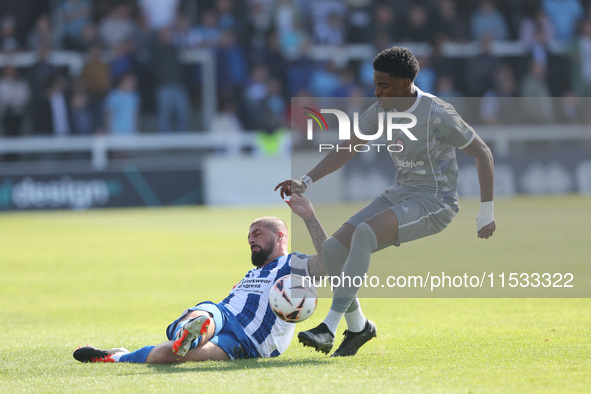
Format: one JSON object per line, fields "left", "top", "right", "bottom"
{"left": 373, "top": 47, "right": 420, "bottom": 82}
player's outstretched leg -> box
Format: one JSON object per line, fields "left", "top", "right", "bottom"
{"left": 297, "top": 323, "right": 334, "bottom": 354}
{"left": 73, "top": 346, "right": 129, "bottom": 363}
{"left": 172, "top": 315, "right": 212, "bottom": 356}
{"left": 330, "top": 319, "right": 377, "bottom": 357}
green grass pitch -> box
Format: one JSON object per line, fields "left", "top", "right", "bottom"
{"left": 1, "top": 196, "right": 590, "bottom": 392}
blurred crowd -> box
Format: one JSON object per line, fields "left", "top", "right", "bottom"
{"left": 1, "top": 0, "right": 591, "bottom": 139}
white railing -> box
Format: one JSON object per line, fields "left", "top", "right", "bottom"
{"left": 0, "top": 133, "right": 257, "bottom": 170}
{"left": 1, "top": 124, "right": 590, "bottom": 170}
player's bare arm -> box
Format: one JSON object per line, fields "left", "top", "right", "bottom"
{"left": 461, "top": 134, "right": 496, "bottom": 239}
{"left": 287, "top": 193, "right": 328, "bottom": 278}
{"left": 274, "top": 134, "right": 366, "bottom": 198}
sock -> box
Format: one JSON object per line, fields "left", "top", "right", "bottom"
{"left": 344, "top": 302, "right": 367, "bottom": 332}
{"left": 110, "top": 352, "right": 126, "bottom": 362}
{"left": 332, "top": 222, "right": 378, "bottom": 312}
{"left": 322, "top": 237, "right": 362, "bottom": 315}
{"left": 118, "top": 346, "right": 156, "bottom": 363}
{"left": 322, "top": 309, "right": 344, "bottom": 334}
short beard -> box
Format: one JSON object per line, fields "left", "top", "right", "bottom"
{"left": 251, "top": 239, "right": 275, "bottom": 267}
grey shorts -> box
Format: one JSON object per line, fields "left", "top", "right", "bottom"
{"left": 345, "top": 187, "right": 458, "bottom": 246}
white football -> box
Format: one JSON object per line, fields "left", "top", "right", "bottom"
{"left": 269, "top": 274, "right": 317, "bottom": 323}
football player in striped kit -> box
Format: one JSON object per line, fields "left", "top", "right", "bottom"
{"left": 73, "top": 193, "right": 326, "bottom": 364}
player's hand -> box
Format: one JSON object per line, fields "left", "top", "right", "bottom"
{"left": 274, "top": 179, "right": 307, "bottom": 199}
{"left": 285, "top": 193, "right": 314, "bottom": 219}
{"left": 477, "top": 220, "right": 496, "bottom": 239}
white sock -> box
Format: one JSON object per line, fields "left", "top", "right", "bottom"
{"left": 344, "top": 303, "right": 367, "bottom": 333}
{"left": 110, "top": 352, "right": 126, "bottom": 362}
{"left": 322, "top": 309, "right": 344, "bottom": 334}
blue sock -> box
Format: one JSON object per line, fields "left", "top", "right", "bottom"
{"left": 119, "top": 346, "right": 155, "bottom": 363}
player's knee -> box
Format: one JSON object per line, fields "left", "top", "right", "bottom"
{"left": 322, "top": 237, "right": 349, "bottom": 275}
{"left": 352, "top": 222, "right": 379, "bottom": 252}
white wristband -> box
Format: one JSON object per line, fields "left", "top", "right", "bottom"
{"left": 299, "top": 175, "right": 313, "bottom": 188}
{"left": 476, "top": 201, "right": 494, "bottom": 231}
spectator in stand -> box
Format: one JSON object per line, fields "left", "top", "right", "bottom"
{"left": 345, "top": 0, "right": 373, "bottom": 44}
{"left": 149, "top": 28, "right": 191, "bottom": 132}
{"left": 67, "top": 22, "right": 102, "bottom": 53}
{"left": 309, "top": 60, "right": 340, "bottom": 98}
{"left": 173, "top": 15, "right": 201, "bottom": 49}
{"left": 80, "top": 44, "right": 110, "bottom": 100}
{"left": 277, "top": 18, "right": 308, "bottom": 61}
{"left": 104, "top": 72, "right": 140, "bottom": 135}
{"left": 370, "top": 3, "right": 398, "bottom": 45}
{"left": 98, "top": 3, "right": 136, "bottom": 49}
{"left": 0, "top": 16, "right": 21, "bottom": 53}
{"left": 332, "top": 69, "right": 358, "bottom": 97}
{"left": 414, "top": 54, "right": 437, "bottom": 93}
{"left": 519, "top": 7, "right": 555, "bottom": 48}
{"left": 431, "top": 37, "right": 462, "bottom": 90}
{"left": 435, "top": 74, "right": 466, "bottom": 117}
{"left": 308, "top": 0, "right": 347, "bottom": 37}
{"left": 436, "top": 0, "right": 468, "bottom": 42}
{"left": 110, "top": 40, "right": 138, "bottom": 84}
{"left": 261, "top": 78, "right": 287, "bottom": 131}
{"left": 258, "top": 32, "right": 287, "bottom": 82}
{"left": 217, "top": 0, "right": 239, "bottom": 33}
{"left": 246, "top": 0, "right": 273, "bottom": 53}
{"left": 28, "top": 15, "right": 55, "bottom": 50}
{"left": 401, "top": 3, "right": 432, "bottom": 43}
{"left": 211, "top": 100, "right": 243, "bottom": 134}
{"left": 211, "top": 100, "right": 244, "bottom": 155}
{"left": 520, "top": 10, "right": 555, "bottom": 71}
{"left": 138, "top": 0, "right": 180, "bottom": 31}
{"left": 242, "top": 64, "right": 269, "bottom": 129}
{"left": 272, "top": 0, "right": 306, "bottom": 60}
{"left": 358, "top": 32, "right": 392, "bottom": 95}
{"left": 520, "top": 61, "right": 555, "bottom": 123}
{"left": 196, "top": 10, "right": 222, "bottom": 47}
{"left": 543, "top": 0, "right": 584, "bottom": 43}
{"left": 57, "top": 0, "right": 92, "bottom": 50}
{"left": 272, "top": 0, "right": 302, "bottom": 38}
{"left": 314, "top": 12, "right": 346, "bottom": 46}
{"left": 465, "top": 35, "right": 501, "bottom": 97}
{"left": 558, "top": 90, "right": 581, "bottom": 123}
{"left": 568, "top": 18, "right": 591, "bottom": 97}
{"left": 480, "top": 64, "right": 516, "bottom": 125}
{"left": 28, "top": 45, "right": 56, "bottom": 134}
{"left": 215, "top": 30, "right": 248, "bottom": 92}
{"left": 436, "top": 74, "right": 464, "bottom": 98}
{"left": 0, "top": 66, "right": 31, "bottom": 137}
{"left": 34, "top": 74, "right": 71, "bottom": 137}
{"left": 285, "top": 39, "right": 317, "bottom": 96}
{"left": 471, "top": 0, "right": 510, "bottom": 41}
{"left": 70, "top": 78, "right": 101, "bottom": 135}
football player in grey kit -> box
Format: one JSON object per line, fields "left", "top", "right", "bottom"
{"left": 276, "top": 46, "right": 496, "bottom": 357}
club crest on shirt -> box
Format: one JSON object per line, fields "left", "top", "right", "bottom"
{"left": 394, "top": 137, "right": 405, "bottom": 152}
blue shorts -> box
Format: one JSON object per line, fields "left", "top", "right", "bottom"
{"left": 166, "top": 301, "right": 259, "bottom": 360}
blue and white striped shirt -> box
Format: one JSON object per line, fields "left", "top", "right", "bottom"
{"left": 219, "top": 252, "right": 310, "bottom": 358}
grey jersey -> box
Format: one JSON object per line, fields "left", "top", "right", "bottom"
{"left": 359, "top": 88, "right": 475, "bottom": 206}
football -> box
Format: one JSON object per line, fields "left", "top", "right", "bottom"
{"left": 269, "top": 274, "right": 317, "bottom": 323}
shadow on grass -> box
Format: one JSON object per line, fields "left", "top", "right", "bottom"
{"left": 116, "top": 357, "right": 333, "bottom": 375}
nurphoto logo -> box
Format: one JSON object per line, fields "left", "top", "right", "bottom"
{"left": 303, "top": 107, "right": 418, "bottom": 153}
